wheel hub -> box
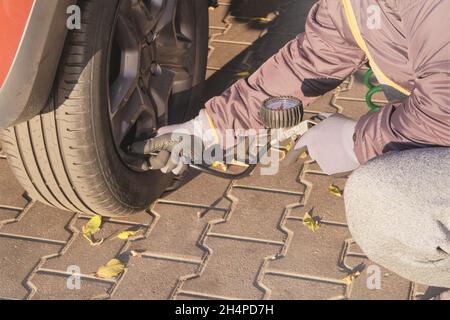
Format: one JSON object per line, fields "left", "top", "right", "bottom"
{"left": 107, "top": 0, "right": 196, "bottom": 171}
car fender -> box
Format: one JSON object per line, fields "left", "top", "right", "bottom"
{"left": 0, "top": 0, "right": 76, "bottom": 128}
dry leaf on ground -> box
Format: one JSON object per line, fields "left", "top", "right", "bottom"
{"left": 96, "top": 259, "right": 126, "bottom": 279}
{"left": 343, "top": 271, "right": 361, "bottom": 285}
{"left": 82, "top": 215, "right": 104, "bottom": 246}
{"left": 328, "top": 184, "right": 344, "bottom": 197}
{"left": 300, "top": 151, "right": 309, "bottom": 159}
{"left": 115, "top": 229, "right": 143, "bottom": 240}
{"left": 302, "top": 211, "right": 321, "bottom": 232}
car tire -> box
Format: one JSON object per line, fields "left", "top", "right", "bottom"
{"left": 1, "top": 0, "right": 208, "bottom": 216}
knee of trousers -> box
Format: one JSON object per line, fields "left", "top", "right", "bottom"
{"left": 344, "top": 148, "right": 450, "bottom": 287}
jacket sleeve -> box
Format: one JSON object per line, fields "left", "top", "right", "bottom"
{"left": 353, "top": 0, "right": 450, "bottom": 164}
{"left": 204, "top": 0, "right": 366, "bottom": 147}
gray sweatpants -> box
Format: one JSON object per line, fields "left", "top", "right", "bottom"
{"left": 345, "top": 147, "right": 450, "bottom": 288}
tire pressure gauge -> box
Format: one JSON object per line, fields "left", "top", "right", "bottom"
{"left": 260, "top": 96, "right": 304, "bottom": 129}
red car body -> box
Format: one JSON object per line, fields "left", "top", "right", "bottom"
{"left": 0, "top": 0, "right": 76, "bottom": 128}
{"left": 0, "top": 0, "right": 33, "bottom": 88}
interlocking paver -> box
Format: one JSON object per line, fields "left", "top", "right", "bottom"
{"left": 0, "top": 237, "right": 62, "bottom": 299}
{"left": 210, "top": 188, "right": 299, "bottom": 243}
{"left": 162, "top": 172, "right": 232, "bottom": 209}
{"left": 0, "top": 203, "right": 75, "bottom": 242}
{"left": 112, "top": 257, "right": 198, "bottom": 300}
{"left": 180, "top": 237, "right": 281, "bottom": 300}
{"left": 264, "top": 274, "right": 346, "bottom": 300}
{"left": 292, "top": 168, "right": 348, "bottom": 224}
{"left": 338, "top": 240, "right": 414, "bottom": 300}
{"left": 42, "top": 217, "right": 138, "bottom": 275}
{"left": 31, "top": 273, "right": 112, "bottom": 300}
{"left": 129, "top": 203, "right": 226, "bottom": 260}
{"left": 236, "top": 160, "right": 306, "bottom": 194}
{"left": 267, "top": 219, "right": 351, "bottom": 280}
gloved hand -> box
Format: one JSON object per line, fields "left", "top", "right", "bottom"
{"left": 131, "top": 109, "right": 219, "bottom": 175}
{"left": 295, "top": 113, "right": 360, "bottom": 175}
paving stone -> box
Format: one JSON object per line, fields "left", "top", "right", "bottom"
{"left": 31, "top": 273, "right": 112, "bottom": 300}
{"left": 162, "top": 172, "right": 231, "bottom": 209}
{"left": 345, "top": 256, "right": 412, "bottom": 300}
{"left": 112, "top": 257, "right": 198, "bottom": 300}
{"left": 130, "top": 203, "right": 225, "bottom": 259}
{"left": 181, "top": 237, "right": 281, "bottom": 299}
{"left": 236, "top": 161, "right": 305, "bottom": 194}
{"left": 213, "top": 17, "right": 263, "bottom": 43}
{"left": 0, "top": 207, "right": 22, "bottom": 224}
{"left": 176, "top": 294, "right": 212, "bottom": 300}
{"left": 410, "top": 284, "right": 447, "bottom": 300}
{"left": 208, "top": 4, "right": 230, "bottom": 29}
{"left": 208, "top": 41, "right": 253, "bottom": 70}
{"left": 0, "top": 203, "right": 75, "bottom": 242}
{"left": 42, "top": 218, "right": 132, "bottom": 275}
{"left": 291, "top": 169, "right": 348, "bottom": 224}
{"left": 0, "top": 160, "right": 29, "bottom": 209}
{"left": 0, "top": 237, "right": 62, "bottom": 299}
{"left": 305, "top": 91, "right": 344, "bottom": 115}
{"left": 211, "top": 188, "right": 299, "bottom": 242}
{"left": 340, "top": 240, "right": 413, "bottom": 300}
{"left": 335, "top": 97, "right": 372, "bottom": 120}
{"left": 268, "top": 219, "right": 351, "bottom": 280}
{"left": 264, "top": 274, "right": 346, "bottom": 300}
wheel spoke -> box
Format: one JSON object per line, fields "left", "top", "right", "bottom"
{"left": 111, "top": 87, "right": 142, "bottom": 144}
{"left": 148, "top": 65, "right": 176, "bottom": 118}
{"left": 130, "top": 0, "right": 160, "bottom": 38}
{"left": 154, "top": 0, "right": 193, "bottom": 66}
{"left": 170, "top": 67, "right": 192, "bottom": 94}
{"left": 109, "top": 10, "right": 140, "bottom": 115}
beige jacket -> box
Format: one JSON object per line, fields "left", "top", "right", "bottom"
{"left": 204, "top": 0, "right": 450, "bottom": 164}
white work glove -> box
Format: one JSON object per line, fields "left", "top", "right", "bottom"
{"left": 131, "top": 110, "right": 218, "bottom": 175}
{"left": 295, "top": 113, "right": 360, "bottom": 175}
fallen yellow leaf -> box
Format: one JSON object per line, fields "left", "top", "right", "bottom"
{"left": 212, "top": 161, "right": 227, "bottom": 172}
{"left": 343, "top": 271, "right": 361, "bottom": 285}
{"left": 302, "top": 211, "right": 321, "bottom": 232}
{"left": 328, "top": 184, "right": 343, "bottom": 197}
{"left": 83, "top": 215, "right": 102, "bottom": 234}
{"left": 96, "top": 259, "right": 126, "bottom": 279}
{"left": 82, "top": 215, "right": 104, "bottom": 246}
{"left": 300, "top": 151, "right": 309, "bottom": 159}
{"left": 116, "top": 229, "right": 142, "bottom": 240}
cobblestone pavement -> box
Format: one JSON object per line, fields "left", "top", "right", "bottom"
{"left": 0, "top": 0, "right": 434, "bottom": 300}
